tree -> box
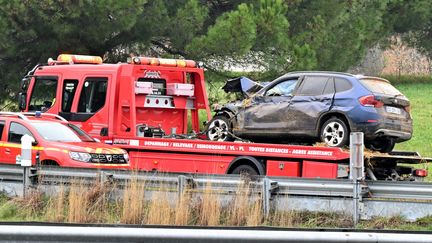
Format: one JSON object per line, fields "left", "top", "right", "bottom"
{"left": 0, "top": 0, "right": 146, "bottom": 107}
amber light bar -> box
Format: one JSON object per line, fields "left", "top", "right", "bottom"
{"left": 130, "top": 57, "right": 196, "bottom": 68}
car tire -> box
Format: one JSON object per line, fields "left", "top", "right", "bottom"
{"left": 231, "top": 164, "right": 259, "bottom": 176}
{"left": 366, "top": 138, "right": 395, "bottom": 153}
{"left": 320, "top": 117, "right": 349, "bottom": 147}
{"left": 206, "top": 115, "right": 233, "bottom": 141}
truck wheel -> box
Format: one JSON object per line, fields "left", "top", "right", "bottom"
{"left": 206, "top": 115, "right": 233, "bottom": 141}
{"left": 231, "top": 164, "right": 258, "bottom": 176}
{"left": 320, "top": 117, "right": 349, "bottom": 147}
{"left": 366, "top": 138, "right": 395, "bottom": 153}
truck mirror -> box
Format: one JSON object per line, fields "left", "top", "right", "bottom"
{"left": 18, "top": 92, "right": 27, "bottom": 111}
{"left": 32, "top": 140, "right": 38, "bottom": 146}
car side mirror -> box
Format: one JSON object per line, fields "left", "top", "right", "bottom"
{"left": 31, "top": 141, "right": 38, "bottom": 146}
{"left": 18, "top": 92, "right": 27, "bottom": 111}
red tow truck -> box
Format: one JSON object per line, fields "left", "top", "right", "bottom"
{"left": 17, "top": 54, "right": 429, "bottom": 180}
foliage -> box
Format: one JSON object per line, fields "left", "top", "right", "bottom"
{"left": 1, "top": 0, "right": 432, "bottom": 105}
{"left": 393, "top": 82, "right": 432, "bottom": 157}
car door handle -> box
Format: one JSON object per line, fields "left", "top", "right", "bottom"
{"left": 5, "top": 148, "right": 10, "bottom": 154}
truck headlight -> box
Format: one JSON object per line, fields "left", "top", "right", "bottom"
{"left": 69, "top": 152, "right": 92, "bottom": 162}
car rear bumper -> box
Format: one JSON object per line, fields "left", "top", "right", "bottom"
{"left": 351, "top": 120, "right": 412, "bottom": 143}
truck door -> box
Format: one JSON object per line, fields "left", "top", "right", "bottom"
{"left": 288, "top": 76, "right": 335, "bottom": 136}
{"left": 4, "top": 122, "right": 35, "bottom": 164}
{"left": 60, "top": 77, "right": 110, "bottom": 139}
{"left": 241, "top": 78, "right": 299, "bottom": 137}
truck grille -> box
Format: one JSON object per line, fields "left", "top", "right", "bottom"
{"left": 90, "top": 154, "right": 127, "bottom": 164}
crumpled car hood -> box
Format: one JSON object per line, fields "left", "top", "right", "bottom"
{"left": 222, "top": 76, "right": 263, "bottom": 97}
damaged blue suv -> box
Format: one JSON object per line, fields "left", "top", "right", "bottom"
{"left": 207, "top": 71, "right": 412, "bottom": 153}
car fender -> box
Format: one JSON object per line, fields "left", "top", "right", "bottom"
{"left": 316, "top": 110, "right": 353, "bottom": 136}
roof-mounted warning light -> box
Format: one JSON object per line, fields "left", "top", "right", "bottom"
{"left": 129, "top": 57, "right": 197, "bottom": 68}
{"left": 48, "top": 54, "right": 103, "bottom": 65}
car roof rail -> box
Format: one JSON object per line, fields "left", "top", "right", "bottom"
{"left": 0, "top": 112, "right": 29, "bottom": 120}
{"left": 21, "top": 112, "right": 68, "bottom": 122}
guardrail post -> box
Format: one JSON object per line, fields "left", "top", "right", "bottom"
{"left": 350, "top": 132, "right": 364, "bottom": 227}
{"left": 178, "top": 175, "right": 187, "bottom": 198}
{"left": 262, "top": 177, "right": 271, "bottom": 218}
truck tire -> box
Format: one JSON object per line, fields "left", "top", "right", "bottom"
{"left": 320, "top": 117, "right": 349, "bottom": 147}
{"left": 206, "top": 115, "right": 233, "bottom": 141}
{"left": 231, "top": 164, "right": 258, "bottom": 176}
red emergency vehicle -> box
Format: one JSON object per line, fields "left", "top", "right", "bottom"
{"left": 0, "top": 112, "right": 130, "bottom": 169}
{"left": 17, "top": 54, "right": 428, "bottom": 180}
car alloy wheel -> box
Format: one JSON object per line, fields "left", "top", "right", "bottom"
{"left": 321, "top": 119, "right": 347, "bottom": 147}
{"left": 207, "top": 116, "right": 231, "bottom": 141}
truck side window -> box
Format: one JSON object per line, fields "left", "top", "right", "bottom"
{"left": 78, "top": 78, "right": 108, "bottom": 113}
{"left": 62, "top": 80, "right": 78, "bottom": 112}
{"left": 0, "top": 121, "right": 4, "bottom": 140}
{"left": 8, "top": 122, "right": 34, "bottom": 144}
{"left": 28, "top": 78, "right": 58, "bottom": 112}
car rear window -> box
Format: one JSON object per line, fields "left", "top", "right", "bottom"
{"left": 360, "top": 78, "right": 402, "bottom": 96}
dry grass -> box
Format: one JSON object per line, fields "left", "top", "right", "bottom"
{"left": 146, "top": 190, "right": 173, "bottom": 225}
{"left": 197, "top": 183, "right": 221, "bottom": 226}
{"left": 5, "top": 176, "right": 418, "bottom": 230}
{"left": 45, "top": 185, "right": 66, "bottom": 222}
{"left": 120, "top": 178, "right": 145, "bottom": 224}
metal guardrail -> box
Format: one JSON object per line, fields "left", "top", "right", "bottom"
{"left": 2, "top": 164, "right": 432, "bottom": 200}
{"left": 0, "top": 224, "right": 432, "bottom": 243}
{"left": 2, "top": 163, "right": 432, "bottom": 221}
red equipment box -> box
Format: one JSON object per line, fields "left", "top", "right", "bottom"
{"left": 267, "top": 160, "right": 301, "bottom": 177}
{"left": 166, "top": 83, "right": 194, "bottom": 96}
{"left": 302, "top": 160, "right": 338, "bottom": 179}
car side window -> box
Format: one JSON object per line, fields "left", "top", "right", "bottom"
{"left": 0, "top": 121, "right": 5, "bottom": 140}
{"left": 265, "top": 79, "right": 298, "bottom": 96}
{"left": 8, "top": 122, "right": 34, "bottom": 144}
{"left": 78, "top": 77, "right": 108, "bottom": 113}
{"left": 296, "top": 76, "right": 330, "bottom": 96}
{"left": 323, "top": 78, "right": 335, "bottom": 95}
{"left": 335, "top": 78, "right": 352, "bottom": 92}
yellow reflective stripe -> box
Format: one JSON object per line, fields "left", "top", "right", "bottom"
{"left": 95, "top": 148, "right": 103, "bottom": 154}
{"left": 84, "top": 147, "right": 93, "bottom": 153}
{"left": 45, "top": 148, "right": 69, "bottom": 153}
{"left": 0, "top": 143, "right": 44, "bottom": 150}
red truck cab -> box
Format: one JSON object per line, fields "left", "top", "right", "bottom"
{"left": 19, "top": 54, "right": 210, "bottom": 141}
{"left": 0, "top": 112, "right": 130, "bottom": 169}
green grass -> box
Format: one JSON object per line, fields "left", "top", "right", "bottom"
{"left": 394, "top": 83, "right": 432, "bottom": 157}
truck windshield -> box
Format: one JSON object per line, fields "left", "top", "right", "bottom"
{"left": 30, "top": 122, "right": 95, "bottom": 142}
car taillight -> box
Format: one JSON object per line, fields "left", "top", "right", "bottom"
{"left": 414, "top": 169, "right": 428, "bottom": 177}
{"left": 359, "top": 95, "right": 384, "bottom": 108}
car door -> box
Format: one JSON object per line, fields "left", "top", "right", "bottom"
{"left": 4, "top": 122, "right": 35, "bottom": 164}
{"left": 240, "top": 78, "right": 300, "bottom": 137}
{"left": 287, "top": 76, "right": 335, "bottom": 136}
